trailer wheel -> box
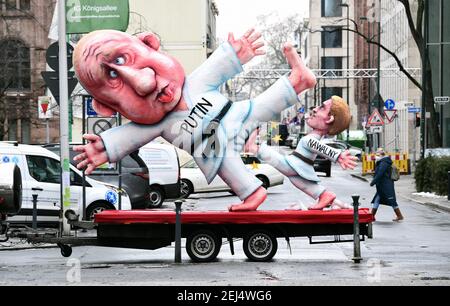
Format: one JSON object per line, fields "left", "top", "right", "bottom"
{"left": 243, "top": 230, "right": 278, "bottom": 262}
{"left": 58, "top": 244, "right": 72, "bottom": 258}
{"left": 186, "top": 230, "right": 222, "bottom": 262}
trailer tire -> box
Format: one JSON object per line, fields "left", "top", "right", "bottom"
{"left": 243, "top": 230, "right": 278, "bottom": 262}
{"left": 58, "top": 244, "right": 72, "bottom": 258}
{"left": 186, "top": 230, "right": 222, "bottom": 263}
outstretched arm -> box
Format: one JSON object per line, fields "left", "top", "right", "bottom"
{"left": 73, "top": 134, "right": 108, "bottom": 174}
{"left": 74, "top": 122, "right": 162, "bottom": 174}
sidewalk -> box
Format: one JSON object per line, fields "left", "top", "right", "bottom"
{"left": 349, "top": 170, "right": 450, "bottom": 213}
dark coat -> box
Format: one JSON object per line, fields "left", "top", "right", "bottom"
{"left": 370, "top": 156, "right": 398, "bottom": 207}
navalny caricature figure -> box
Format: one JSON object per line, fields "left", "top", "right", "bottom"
{"left": 245, "top": 96, "right": 358, "bottom": 210}
{"left": 72, "top": 28, "right": 317, "bottom": 212}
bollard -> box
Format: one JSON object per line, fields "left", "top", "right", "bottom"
{"left": 352, "top": 195, "right": 362, "bottom": 264}
{"left": 174, "top": 200, "right": 183, "bottom": 263}
{"left": 32, "top": 194, "right": 38, "bottom": 230}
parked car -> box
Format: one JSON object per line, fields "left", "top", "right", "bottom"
{"left": 44, "top": 144, "right": 151, "bottom": 209}
{"left": 139, "top": 143, "right": 181, "bottom": 208}
{"left": 0, "top": 142, "right": 131, "bottom": 226}
{"left": 322, "top": 140, "right": 363, "bottom": 160}
{"left": 180, "top": 154, "right": 284, "bottom": 198}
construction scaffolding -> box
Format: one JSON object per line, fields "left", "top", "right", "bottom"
{"left": 233, "top": 68, "right": 421, "bottom": 80}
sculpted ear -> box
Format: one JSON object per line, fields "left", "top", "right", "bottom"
{"left": 326, "top": 115, "right": 335, "bottom": 125}
{"left": 137, "top": 32, "right": 161, "bottom": 51}
{"left": 92, "top": 99, "right": 117, "bottom": 117}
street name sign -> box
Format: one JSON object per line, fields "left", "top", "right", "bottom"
{"left": 408, "top": 107, "right": 421, "bottom": 113}
{"left": 434, "top": 96, "right": 450, "bottom": 104}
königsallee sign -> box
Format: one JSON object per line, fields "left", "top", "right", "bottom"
{"left": 66, "top": 0, "right": 129, "bottom": 33}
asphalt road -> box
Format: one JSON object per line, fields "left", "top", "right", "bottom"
{"left": 1, "top": 164, "right": 450, "bottom": 286}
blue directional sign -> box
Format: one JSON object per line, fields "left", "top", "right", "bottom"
{"left": 385, "top": 99, "right": 396, "bottom": 110}
{"left": 85, "top": 96, "right": 98, "bottom": 117}
{"left": 408, "top": 107, "right": 421, "bottom": 113}
{"left": 299, "top": 107, "right": 305, "bottom": 114}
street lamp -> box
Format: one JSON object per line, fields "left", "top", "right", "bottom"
{"left": 340, "top": 2, "right": 350, "bottom": 144}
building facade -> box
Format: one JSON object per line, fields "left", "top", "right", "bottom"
{"left": 129, "top": 0, "right": 218, "bottom": 74}
{"left": 308, "top": 0, "right": 357, "bottom": 130}
{"left": 378, "top": 0, "right": 421, "bottom": 156}
{"left": 425, "top": 0, "right": 450, "bottom": 148}
{"left": 0, "top": 0, "right": 58, "bottom": 144}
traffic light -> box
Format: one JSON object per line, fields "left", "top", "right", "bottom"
{"left": 415, "top": 113, "right": 421, "bottom": 127}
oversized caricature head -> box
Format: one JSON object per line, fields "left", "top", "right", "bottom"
{"left": 73, "top": 30, "right": 186, "bottom": 124}
{"left": 306, "top": 96, "right": 351, "bottom": 136}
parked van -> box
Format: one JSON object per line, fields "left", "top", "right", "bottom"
{"left": 0, "top": 142, "right": 131, "bottom": 226}
{"left": 139, "top": 143, "right": 180, "bottom": 208}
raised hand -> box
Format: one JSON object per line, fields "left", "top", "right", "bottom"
{"left": 73, "top": 134, "right": 108, "bottom": 175}
{"left": 228, "top": 28, "right": 265, "bottom": 65}
{"left": 283, "top": 43, "right": 317, "bottom": 94}
{"left": 337, "top": 150, "right": 358, "bottom": 170}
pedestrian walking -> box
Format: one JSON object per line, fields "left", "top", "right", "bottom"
{"left": 370, "top": 148, "right": 404, "bottom": 222}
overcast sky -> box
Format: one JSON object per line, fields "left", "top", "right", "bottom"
{"left": 215, "top": 0, "right": 310, "bottom": 41}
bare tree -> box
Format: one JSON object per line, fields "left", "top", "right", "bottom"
{"left": 319, "top": 0, "right": 440, "bottom": 147}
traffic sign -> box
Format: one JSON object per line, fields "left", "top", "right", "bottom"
{"left": 434, "top": 96, "right": 450, "bottom": 104}
{"left": 408, "top": 107, "right": 421, "bottom": 113}
{"left": 84, "top": 96, "right": 98, "bottom": 117}
{"left": 369, "top": 126, "right": 383, "bottom": 134}
{"left": 384, "top": 110, "right": 397, "bottom": 123}
{"left": 38, "top": 96, "right": 53, "bottom": 119}
{"left": 384, "top": 99, "right": 396, "bottom": 110}
{"left": 41, "top": 41, "right": 78, "bottom": 105}
{"left": 367, "top": 109, "right": 385, "bottom": 126}
{"left": 87, "top": 117, "right": 118, "bottom": 136}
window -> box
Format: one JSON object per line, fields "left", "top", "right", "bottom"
{"left": 6, "top": 0, "right": 16, "bottom": 10}
{"left": 322, "top": 87, "right": 343, "bottom": 100}
{"left": 20, "top": 0, "right": 30, "bottom": 10}
{"left": 26, "top": 155, "right": 84, "bottom": 185}
{"left": 322, "top": 27, "right": 342, "bottom": 48}
{"left": 321, "top": 57, "right": 343, "bottom": 76}
{"left": 27, "top": 156, "right": 61, "bottom": 184}
{"left": 321, "top": 0, "right": 343, "bottom": 17}
{"left": 0, "top": 39, "right": 31, "bottom": 90}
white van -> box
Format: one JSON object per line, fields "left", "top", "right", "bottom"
{"left": 0, "top": 142, "right": 131, "bottom": 225}
{"left": 139, "top": 143, "right": 180, "bottom": 208}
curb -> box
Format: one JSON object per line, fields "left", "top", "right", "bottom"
{"left": 0, "top": 245, "right": 58, "bottom": 252}
{"left": 399, "top": 194, "right": 450, "bottom": 213}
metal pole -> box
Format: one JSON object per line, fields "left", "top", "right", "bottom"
{"left": 352, "top": 195, "right": 362, "bottom": 264}
{"left": 439, "top": 0, "right": 444, "bottom": 147}
{"left": 58, "top": 0, "right": 71, "bottom": 236}
{"left": 118, "top": 114, "right": 122, "bottom": 210}
{"left": 346, "top": 5, "right": 350, "bottom": 144}
{"left": 421, "top": 0, "right": 429, "bottom": 159}
{"left": 174, "top": 200, "right": 182, "bottom": 263}
{"left": 46, "top": 119, "right": 50, "bottom": 144}
{"left": 377, "top": 0, "right": 382, "bottom": 148}
{"left": 82, "top": 96, "right": 87, "bottom": 221}
{"left": 32, "top": 194, "right": 38, "bottom": 230}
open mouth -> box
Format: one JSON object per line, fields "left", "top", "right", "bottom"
{"left": 156, "top": 84, "right": 173, "bottom": 103}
